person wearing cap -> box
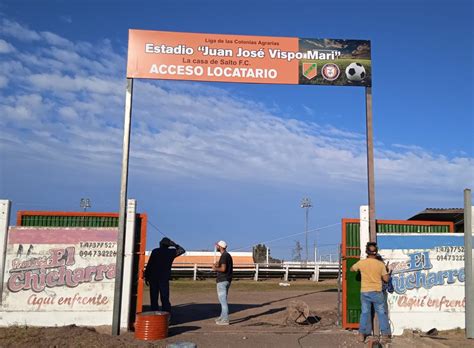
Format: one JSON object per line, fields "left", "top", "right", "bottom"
{"left": 212, "top": 240, "right": 233, "bottom": 325}
{"left": 145, "top": 237, "right": 185, "bottom": 315}
{"left": 350, "top": 242, "right": 391, "bottom": 343}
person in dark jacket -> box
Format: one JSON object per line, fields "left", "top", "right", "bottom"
{"left": 144, "top": 237, "right": 185, "bottom": 313}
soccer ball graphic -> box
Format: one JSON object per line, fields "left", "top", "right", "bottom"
{"left": 345, "top": 62, "right": 366, "bottom": 82}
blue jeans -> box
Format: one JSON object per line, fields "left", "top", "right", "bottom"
{"left": 217, "top": 281, "right": 230, "bottom": 321}
{"left": 149, "top": 278, "right": 171, "bottom": 313}
{"left": 359, "top": 291, "right": 390, "bottom": 335}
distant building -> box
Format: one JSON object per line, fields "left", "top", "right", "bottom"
{"left": 145, "top": 251, "right": 254, "bottom": 267}
{"left": 408, "top": 208, "right": 464, "bottom": 232}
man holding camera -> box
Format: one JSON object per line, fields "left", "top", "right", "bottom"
{"left": 350, "top": 242, "right": 390, "bottom": 343}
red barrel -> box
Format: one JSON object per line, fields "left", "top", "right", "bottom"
{"left": 134, "top": 311, "right": 169, "bottom": 340}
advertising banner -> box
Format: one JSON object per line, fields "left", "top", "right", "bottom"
{"left": 378, "top": 234, "right": 465, "bottom": 335}
{"left": 2, "top": 227, "right": 117, "bottom": 312}
{"left": 127, "top": 30, "right": 371, "bottom": 86}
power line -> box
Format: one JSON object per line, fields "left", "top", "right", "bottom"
{"left": 11, "top": 199, "right": 341, "bottom": 253}
{"left": 230, "top": 222, "right": 341, "bottom": 252}
{"left": 147, "top": 219, "right": 168, "bottom": 237}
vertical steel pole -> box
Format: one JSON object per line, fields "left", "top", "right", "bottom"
{"left": 314, "top": 241, "right": 317, "bottom": 264}
{"left": 305, "top": 207, "right": 309, "bottom": 263}
{"left": 464, "top": 189, "right": 473, "bottom": 338}
{"left": 337, "top": 243, "right": 342, "bottom": 326}
{"left": 112, "top": 78, "right": 134, "bottom": 335}
{"left": 365, "top": 87, "right": 376, "bottom": 242}
{"left": 0, "top": 200, "right": 11, "bottom": 304}
{"left": 366, "top": 87, "right": 379, "bottom": 336}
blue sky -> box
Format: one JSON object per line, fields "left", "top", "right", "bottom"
{"left": 0, "top": 0, "right": 473, "bottom": 260}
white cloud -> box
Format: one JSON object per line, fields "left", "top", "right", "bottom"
{"left": 28, "top": 73, "right": 121, "bottom": 95}
{"left": 0, "top": 19, "right": 73, "bottom": 48}
{"left": 0, "top": 17, "right": 472, "bottom": 198}
{"left": 60, "top": 16, "right": 72, "bottom": 24}
{"left": 0, "top": 39, "right": 15, "bottom": 53}
{"left": 58, "top": 106, "right": 78, "bottom": 119}
{"left": 0, "top": 75, "right": 8, "bottom": 88}
{"left": 302, "top": 105, "right": 314, "bottom": 116}
{"left": 41, "top": 31, "right": 73, "bottom": 48}
{"left": 0, "top": 18, "right": 41, "bottom": 41}
{"left": 377, "top": 150, "right": 473, "bottom": 189}
{"left": 0, "top": 93, "right": 52, "bottom": 123}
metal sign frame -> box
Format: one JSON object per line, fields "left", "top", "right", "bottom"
{"left": 112, "top": 31, "right": 377, "bottom": 335}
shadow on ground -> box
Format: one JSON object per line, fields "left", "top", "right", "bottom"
{"left": 168, "top": 325, "right": 201, "bottom": 337}
{"left": 143, "top": 290, "right": 332, "bottom": 328}
{"left": 231, "top": 307, "right": 286, "bottom": 324}
{"left": 143, "top": 303, "right": 263, "bottom": 325}
{"left": 321, "top": 288, "right": 338, "bottom": 293}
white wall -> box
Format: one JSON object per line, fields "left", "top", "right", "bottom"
{"left": 0, "top": 200, "right": 137, "bottom": 329}
{"left": 379, "top": 234, "right": 466, "bottom": 335}
{"left": 359, "top": 205, "right": 369, "bottom": 259}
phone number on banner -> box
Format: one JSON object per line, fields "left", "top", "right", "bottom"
{"left": 434, "top": 246, "right": 465, "bottom": 262}
{"left": 79, "top": 250, "right": 117, "bottom": 258}
{"left": 435, "top": 246, "right": 464, "bottom": 253}
{"left": 436, "top": 254, "right": 464, "bottom": 262}
{"left": 79, "top": 242, "right": 117, "bottom": 248}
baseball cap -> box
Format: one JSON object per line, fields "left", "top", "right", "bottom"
{"left": 216, "top": 240, "right": 227, "bottom": 249}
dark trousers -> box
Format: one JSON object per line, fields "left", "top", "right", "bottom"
{"left": 149, "top": 278, "right": 171, "bottom": 313}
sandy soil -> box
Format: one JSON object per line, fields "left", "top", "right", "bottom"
{"left": 0, "top": 280, "right": 472, "bottom": 347}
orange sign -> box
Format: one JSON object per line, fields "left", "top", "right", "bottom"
{"left": 127, "top": 30, "right": 372, "bottom": 86}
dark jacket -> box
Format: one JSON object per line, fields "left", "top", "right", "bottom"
{"left": 145, "top": 243, "right": 185, "bottom": 281}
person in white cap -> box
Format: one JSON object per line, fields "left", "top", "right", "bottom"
{"left": 212, "top": 240, "right": 233, "bottom": 325}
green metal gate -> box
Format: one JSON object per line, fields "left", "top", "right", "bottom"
{"left": 342, "top": 219, "right": 454, "bottom": 329}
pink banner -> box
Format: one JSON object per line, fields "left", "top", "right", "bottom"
{"left": 8, "top": 227, "right": 117, "bottom": 244}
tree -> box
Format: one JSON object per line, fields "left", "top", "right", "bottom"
{"left": 253, "top": 243, "right": 268, "bottom": 263}
{"left": 292, "top": 240, "right": 303, "bottom": 262}
{"left": 253, "top": 244, "right": 281, "bottom": 264}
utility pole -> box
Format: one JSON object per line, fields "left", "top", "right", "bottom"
{"left": 365, "top": 87, "right": 376, "bottom": 242}
{"left": 314, "top": 241, "right": 317, "bottom": 264}
{"left": 300, "top": 197, "right": 312, "bottom": 263}
{"left": 112, "top": 78, "right": 134, "bottom": 336}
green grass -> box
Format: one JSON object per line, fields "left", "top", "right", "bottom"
{"left": 166, "top": 279, "right": 337, "bottom": 292}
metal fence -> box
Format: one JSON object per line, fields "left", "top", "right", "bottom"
{"left": 170, "top": 261, "right": 340, "bottom": 281}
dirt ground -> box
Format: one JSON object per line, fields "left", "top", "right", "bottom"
{"left": 0, "top": 280, "right": 472, "bottom": 347}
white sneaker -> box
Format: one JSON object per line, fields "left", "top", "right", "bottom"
{"left": 216, "top": 319, "right": 229, "bottom": 325}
